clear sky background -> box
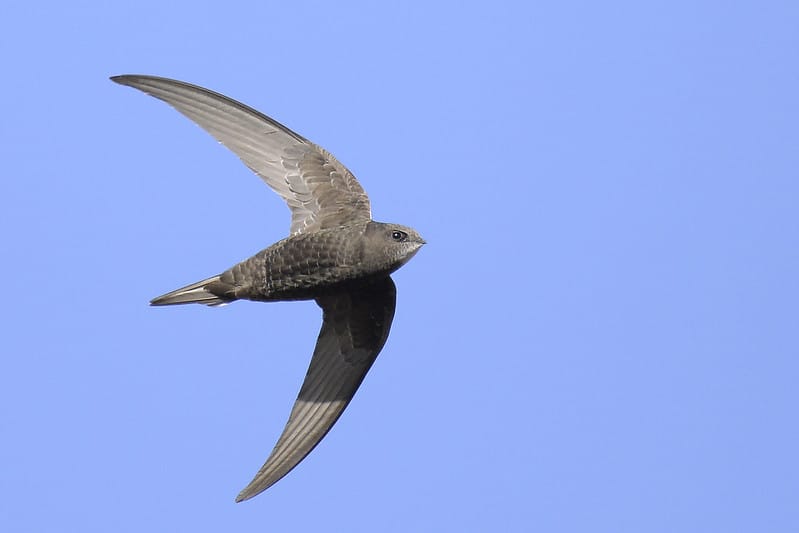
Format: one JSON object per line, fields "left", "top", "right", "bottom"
{"left": 2, "top": 1, "right": 797, "bottom": 532}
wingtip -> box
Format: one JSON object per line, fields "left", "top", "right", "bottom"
{"left": 234, "top": 485, "right": 264, "bottom": 503}
{"left": 109, "top": 74, "right": 156, "bottom": 87}
{"left": 234, "top": 475, "right": 279, "bottom": 503}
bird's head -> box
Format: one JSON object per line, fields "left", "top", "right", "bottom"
{"left": 363, "top": 221, "right": 426, "bottom": 273}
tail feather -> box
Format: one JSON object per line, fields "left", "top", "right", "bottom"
{"left": 150, "top": 275, "right": 231, "bottom": 306}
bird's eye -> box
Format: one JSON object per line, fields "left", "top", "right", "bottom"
{"left": 391, "top": 230, "right": 408, "bottom": 242}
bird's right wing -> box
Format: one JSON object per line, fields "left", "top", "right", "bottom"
{"left": 111, "top": 75, "right": 372, "bottom": 235}
{"left": 236, "top": 277, "right": 397, "bottom": 501}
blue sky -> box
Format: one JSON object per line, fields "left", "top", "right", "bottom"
{"left": 2, "top": 1, "right": 797, "bottom": 531}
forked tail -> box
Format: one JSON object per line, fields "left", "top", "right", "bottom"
{"left": 150, "top": 275, "right": 232, "bottom": 306}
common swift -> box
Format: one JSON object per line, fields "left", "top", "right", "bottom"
{"left": 111, "top": 75, "right": 424, "bottom": 501}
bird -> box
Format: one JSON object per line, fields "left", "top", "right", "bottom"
{"left": 111, "top": 75, "right": 425, "bottom": 502}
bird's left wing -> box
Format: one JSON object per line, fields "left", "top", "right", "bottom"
{"left": 236, "top": 277, "right": 397, "bottom": 501}
{"left": 110, "top": 75, "right": 372, "bottom": 235}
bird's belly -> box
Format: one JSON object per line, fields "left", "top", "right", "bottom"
{"left": 256, "top": 262, "right": 384, "bottom": 301}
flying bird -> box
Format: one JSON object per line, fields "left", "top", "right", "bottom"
{"left": 111, "top": 75, "right": 424, "bottom": 502}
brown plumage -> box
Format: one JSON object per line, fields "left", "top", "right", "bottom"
{"left": 112, "top": 75, "right": 424, "bottom": 501}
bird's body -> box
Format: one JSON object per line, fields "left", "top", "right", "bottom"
{"left": 152, "top": 221, "right": 420, "bottom": 306}
{"left": 112, "top": 75, "right": 424, "bottom": 501}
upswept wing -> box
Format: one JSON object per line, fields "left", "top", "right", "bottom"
{"left": 111, "top": 75, "right": 371, "bottom": 235}
{"left": 236, "top": 277, "right": 396, "bottom": 501}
